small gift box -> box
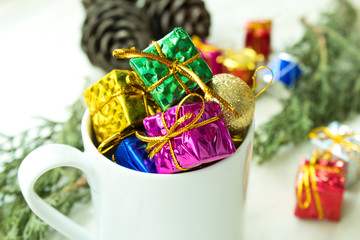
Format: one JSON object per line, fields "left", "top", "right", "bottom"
{"left": 216, "top": 48, "right": 263, "bottom": 86}
{"left": 127, "top": 27, "right": 213, "bottom": 110}
{"left": 192, "top": 35, "right": 224, "bottom": 75}
{"left": 83, "top": 70, "right": 160, "bottom": 144}
{"left": 254, "top": 52, "right": 302, "bottom": 98}
{"left": 267, "top": 53, "right": 302, "bottom": 88}
{"left": 245, "top": 20, "right": 271, "bottom": 60}
{"left": 137, "top": 94, "right": 236, "bottom": 174}
{"left": 294, "top": 151, "right": 346, "bottom": 221}
{"left": 113, "top": 132, "right": 157, "bottom": 173}
{"left": 310, "top": 122, "right": 360, "bottom": 188}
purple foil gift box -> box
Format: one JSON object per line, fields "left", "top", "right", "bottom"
{"left": 142, "top": 100, "right": 236, "bottom": 174}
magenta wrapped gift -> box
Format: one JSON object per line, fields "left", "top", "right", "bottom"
{"left": 192, "top": 36, "right": 224, "bottom": 75}
{"left": 138, "top": 94, "right": 236, "bottom": 174}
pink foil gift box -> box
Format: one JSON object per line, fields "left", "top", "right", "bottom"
{"left": 141, "top": 99, "right": 236, "bottom": 174}
{"left": 192, "top": 36, "right": 225, "bottom": 75}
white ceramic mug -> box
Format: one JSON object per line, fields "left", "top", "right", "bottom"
{"left": 18, "top": 110, "right": 254, "bottom": 240}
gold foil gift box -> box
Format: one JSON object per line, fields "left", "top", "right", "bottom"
{"left": 84, "top": 70, "right": 160, "bottom": 144}
{"left": 217, "top": 48, "right": 264, "bottom": 87}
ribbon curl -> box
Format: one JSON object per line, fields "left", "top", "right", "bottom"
{"left": 98, "top": 127, "right": 138, "bottom": 154}
{"left": 297, "top": 150, "right": 341, "bottom": 219}
{"left": 251, "top": 65, "right": 273, "bottom": 98}
{"left": 113, "top": 41, "right": 240, "bottom": 117}
{"left": 136, "top": 93, "right": 220, "bottom": 171}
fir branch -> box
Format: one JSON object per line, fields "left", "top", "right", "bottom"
{"left": 0, "top": 97, "right": 90, "bottom": 239}
{"left": 254, "top": 0, "right": 360, "bottom": 163}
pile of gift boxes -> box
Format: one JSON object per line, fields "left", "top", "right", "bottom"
{"left": 295, "top": 122, "right": 360, "bottom": 221}
{"left": 83, "top": 27, "right": 254, "bottom": 175}
{"left": 83, "top": 24, "right": 360, "bottom": 222}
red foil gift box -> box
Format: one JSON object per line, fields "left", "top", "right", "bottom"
{"left": 294, "top": 151, "right": 346, "bottom": 221}
{"left": 245, "top": 20, "right": 271, "bottom": 60}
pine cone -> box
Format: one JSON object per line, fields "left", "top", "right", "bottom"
{"left": 146, "top": 0, "right": 211, "bottom": 39}
{"left": 82, "top": 0, "right": 107, "bottom": 9}
{"left": 81, "top": 0, "right": 151, "bottom": 10}
{"left": 81, "top": 1, "right": 153, "bottom": 72}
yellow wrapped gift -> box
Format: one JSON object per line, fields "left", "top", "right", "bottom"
{"left": 84, "top": 70, "right": 161, "bottom": 144}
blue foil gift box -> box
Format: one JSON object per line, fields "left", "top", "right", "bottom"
{"left": 267, "top": 52, "right": 302, "bottom": 87}
{"left": 256, "top": 52, "right": 302, "bottom": 99}
{"left": 113, "top": 133, "right": 157, "bottom": 173}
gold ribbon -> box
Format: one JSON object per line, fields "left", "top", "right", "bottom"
{"left": 92, "top": 71, "right": 157, "bottom": 118}
{"left": 98, "top": 127, "right": 138, "bottom": 154}
{"left": 109, "top": 131, "right": 147, "bottom": 163}
{"left": 124, "top": 71, "right": 159, "bottom": 116}
{"left": 309, "top": 126, "right": 360, "bottom": 159}
{"left": 135, "top": 93, "right": 220, "bottom": 171}
{"left": 94, "top": 71, "right": 160, "bottom": 154}
{"left": 297, "top": 150, "right": 341, "bottom": 219}
{"left": 252, "top": 65, "right": 273, "bottom": 98}
{"left": 113, "top": 41, "right": 240, "bottom": 117}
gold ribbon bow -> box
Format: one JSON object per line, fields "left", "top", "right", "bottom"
{"left": 135, "top": 93, "right": 220, "bottom": 171}
{"left": 94, "top": 71, "right": 160, "bottom": 154}
{"left": 309, "top": 126, "right": 360, "bottom": 159}
{"left": 297, "top": 150, "right": 341, "bottom": 219}
{"left": 113, "top": 41, "right": 240, "bottom": 117}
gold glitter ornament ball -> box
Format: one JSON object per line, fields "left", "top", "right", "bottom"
{"left": 209, "top": 73, "right": 255, "bottom": 141}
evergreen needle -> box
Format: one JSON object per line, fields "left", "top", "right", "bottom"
{"left": 254, "top": 0, "right": 360, "bottom": 163}
{"left": 0, "top": 97, "right": 90, "bottom": 239}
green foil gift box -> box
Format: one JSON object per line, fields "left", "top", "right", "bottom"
{"left": 114, "top": 27, "right": 213, "bottom": 110}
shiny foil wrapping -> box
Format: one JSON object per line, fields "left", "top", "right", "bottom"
{"left": 295, "top": 157, "right": 346, "bottom": 221}
{"left": 113, "top": 133, "right": 157, "bottom": 173}
{"left": 83, "top": 70, "right": 160, "bottom": 144}
{"left": 255, "top": 53, "right": 302, "bottom": 98}
{"left": 311, "top": 122, "right": 360, "bottom": 188}
{"left": 245, "top": 20, "right": 271, "bottom": 60}
{"left": 268, "top": 53, "right": 302, "bottom": 87}
{"left": 192, "top": 36, "right": 224, "bottom": 75}
{"left": 217, "top": 48, "right": 263, "bottom": 86}
{"left": 143, "top": 101, "right": 236, "bottom": 174}
{"left": 129, "top": 27, "right": 213, "bottom": 110}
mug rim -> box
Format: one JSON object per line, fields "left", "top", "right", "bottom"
{"left": 82, "top": 109, "right": 254, "bottom": 177}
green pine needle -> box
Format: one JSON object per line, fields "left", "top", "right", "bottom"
{"left": 0, "top": 97, "right": 90, "bottom": 239}
{"left": 254, "top": 0, "right": 360, "bottom": 163}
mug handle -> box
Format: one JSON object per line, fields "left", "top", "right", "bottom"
{"left": 18, "top": 144, "right": 96, "bottom": 240}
